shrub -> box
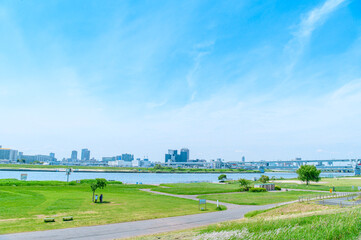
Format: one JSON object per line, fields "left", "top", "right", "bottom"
{"left": 275, "top": 185, "right": 281, "bottom": 190}
{"left": 249, "top": 187, "right": 267, "bottom": 192}
{"left": 240, "top": 186, "right": 250, "bottom": 192}
{"left": 259, "top": 175, "right": 270, "bottom": 183}
{"left": 239, "top": 178, "right": 251, "bottom": 189}
{"left": 218, "top": 174, "right": 227, "bottom": 181}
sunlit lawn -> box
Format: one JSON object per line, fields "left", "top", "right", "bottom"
{"left": 275, "top": 177, "right": 361, "bottom": 192}
{"left": 151, "top": 182, "right": 240, "bottom": 195}
{"left": 0, "top": 182, "right": 218, "bottom": 234}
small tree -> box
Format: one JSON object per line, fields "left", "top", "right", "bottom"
{"left": 239, "top": 178, "right": 251, "bottom": 191}
{"left": 91, "top": 178, "right": 108, "bottom": 202}
{"left": 154, "top": 164, "right": 163, "bottom": 170}
{"left": 218, "top": 174, "right": 227, "bottom": 181}
{"left": 296, "top": 165, "right": 321, "bottom": 185}
{"left": 259, "top": 175, "right": 270, "bottom": 183}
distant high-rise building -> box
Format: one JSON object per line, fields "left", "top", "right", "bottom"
{"left": 0, "top": 147, "right": 18, "bottom": 161}
{"left": 168, "top": 149, "right": 178, "bottom": 156}
{"left": 81, "top": 149, "right": 90, "bottom": 161}
{"left": 242, "top": 156, "right": 245, "bottom": 162}
{"left": 165, "top": 154, "right": 171, "bottom": 162}
{"left": 71, "top": 150, "right": 78, "bottom": 161}
{"left": 49, "top": 152, "right": 56, "bottom": 161}
{"left": 165, "top": 148, "right": 189, "bottom": 163}
{"left": 180, "top": 148, "right": 189, "bottom": 162}
{"left": 121, "top": 153, "right": 134, "bottom": 162}
{"left": 166, "top": 149, "right": 177, "bottom": 162}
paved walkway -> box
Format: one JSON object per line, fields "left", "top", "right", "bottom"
{"left": 0, "top": 191, "right": 295, "bottom": 240}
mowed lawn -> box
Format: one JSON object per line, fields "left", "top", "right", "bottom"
{"left": 0, "top": 183, "right": 218, "bottom": 234}
{"left": 197, "top": 191, "right": 319, "bottom": 205}
{"left": 274, "top": 177, "right": 361, "bottom": 192}
{"left": 151, "top": 182, "right": 240, "bottom": 195}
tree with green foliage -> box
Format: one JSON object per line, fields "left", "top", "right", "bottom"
{"left": 218, "top": 174, "right": 227, "bottom": 181}
{"left": 296, "top": 165, "right": 321, "bottom": 185}
{"left": 239, "top": 178, "right": 251, "bottom": 191}
{"left": 90, "top": 178, "right": 107, "bottom": 202}
{"left": 259, "top": 175, "right": 270, "bottom": 183}
{"left": 153, "top": 164, "right": 163, "bottom": 170}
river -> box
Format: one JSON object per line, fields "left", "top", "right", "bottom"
{"left": 0, "top": 170, "right": 355, "bottom": 184}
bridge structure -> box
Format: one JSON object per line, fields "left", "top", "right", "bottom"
{"left": 233, "top": 159, "right": 361, "bottom": 175}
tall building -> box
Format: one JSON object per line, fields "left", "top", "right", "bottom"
{"left": 0, "top": 147, "right": 18, "bottom": 161}
{"left": 242, "top": 156, "right": 245, "bottom": 162}
{"left": 81, "top": 149, "right": 90, "bottom": 161}
{"left": 121, "top": 153, "right": 134, "bottom": 162}
{"left": 71, "top": 150, "right": 78, "bottom": 161}
{"left": 165, "top": 148, "right": 189, "bottom": 163}
{"left": 180, "top": 148, "right": 189, "bottom": 162}
{"left": 165, "top": 149, "right": 177, "bottom": 162}
{"left": 165, "top": 153, "right": 171, "bottom": 162}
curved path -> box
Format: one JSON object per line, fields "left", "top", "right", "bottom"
{"left": 0, "top": 191, "right": 295, "bottom": 240}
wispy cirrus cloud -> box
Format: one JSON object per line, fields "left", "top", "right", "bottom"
{"left": 186, "top": 41, "right": 215, "bottom": 100}
{"left": 285, "top": 0, "right": 347, "bottom": 70}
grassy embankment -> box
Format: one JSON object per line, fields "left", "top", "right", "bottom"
{"left": 274, "top": 177, "right": 361, "bottom": 192}
{"left": 197, "top": 191, "right": 320, "bottom": 205}
{"left": 130, "top": 203, "right": 361, "bottom": 240}
{"left": 0, "top": 164, "right": 259, "bottom": 173}
{"left": 0, "top": 179, "right": 220, "bottom": 234}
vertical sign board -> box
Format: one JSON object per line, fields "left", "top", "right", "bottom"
{"left": 20, "top": 174, "right": 27, "bottom": 181}
{"left": 199, "top": 199, "right": 206, "bottom": 210}
{"left": 66, "top": 168, "right": 72, "bottom": 182}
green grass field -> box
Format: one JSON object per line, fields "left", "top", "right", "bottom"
{"left": 197, "top": 191, "right": 319, "bottom": 205}
{"left": 0, "top": 180, "right": 219, "bottom": 234}
{"left": 151, "top": 182, "right": 241, "bottom": 195}
{"left": 275, "top": 177, "right": 361, "bottom": 192}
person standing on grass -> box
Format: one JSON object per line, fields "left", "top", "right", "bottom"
{"left": 95, "top": 194, "right": 98, "bottom": 203}
{"left": 100, "top": 194, "right": 103, "bottom": 203}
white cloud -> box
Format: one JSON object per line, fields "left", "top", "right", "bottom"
{"left": 296, "top": 0, "right": 345, "bottom": 40}
{"left": 285, "top": 0, "right": 346, "bottom": 71}
{"left": 186, "top": 41, "right": 215, "bottom": 92}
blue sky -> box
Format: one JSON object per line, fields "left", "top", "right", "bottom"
{"left": 1, "top": 0, "right": 361, "bottom": 161}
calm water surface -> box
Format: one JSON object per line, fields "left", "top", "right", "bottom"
{"left": 0, "top": 170, "right": 354, "bottom": 184}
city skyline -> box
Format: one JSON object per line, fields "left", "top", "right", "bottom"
{"left": 1, "top": 0, "right": 361, "bottom": 161}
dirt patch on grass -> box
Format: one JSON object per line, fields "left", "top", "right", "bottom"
{"left": 82, "top": 211, "right": 97, "bottom": 214}
{"left": 0, "top": 218, "right": 27, "bottom": 222}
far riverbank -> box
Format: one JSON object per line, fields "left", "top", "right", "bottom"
{"left": 0, "top": 164, "right": 261, "bottom": 174}
{"left": 0, "top": 169, "right": 354, "bottom": 184}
